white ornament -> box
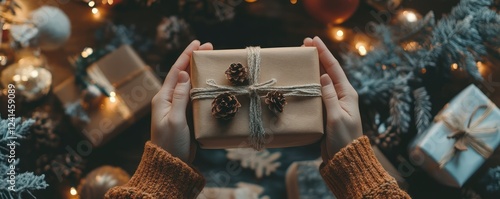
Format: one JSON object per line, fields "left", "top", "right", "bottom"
{"left": 31, "top": 6, "right": 71, "bottom": 50}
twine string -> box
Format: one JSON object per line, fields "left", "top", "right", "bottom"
{"left": 190, "top": 47, "right": 322, "bottom": 150}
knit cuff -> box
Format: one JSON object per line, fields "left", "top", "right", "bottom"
{"left": 123, "top": 141, "right": 205, "bottom": 198}
{"left": 320, "top": 136, "right": 397, "bottom": 199}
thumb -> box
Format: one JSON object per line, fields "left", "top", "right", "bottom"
{"left": 171, "top": 71, "right": 191, "bottom": 116}
{"left": 320, "top": 74, "right": 340, "bottom": 119}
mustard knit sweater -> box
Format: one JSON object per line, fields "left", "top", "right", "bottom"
{"left": 105, "top": 136, "right": 410, "bottom": 199}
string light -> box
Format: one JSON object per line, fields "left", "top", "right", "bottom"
{"left": 12, "top": 75, "right": 20, "bottom": 82}
{"left": 451, "top": 63, "right": 459, "bottom": 70}
{"left": 30, "top": 70, "right": 39, "bottom": 78}
{"left": 109, "top": 91, "right": 116, "bottom": 103}
{"left": 476, "top": 61, "right": 488, "bottom": 76}
{"left": 402, "top": 10, "right": 418, "bottom": 22}
{"left": 245, "top": 0, "right": 257, "bottom": 2}
{"left": 88, "top": 1, "right": 95, "bottom": 7}
{"left": 81, "top": 47, "right": 94, "bottom": 58}
{"left": 290, "top": 0, "right": 297, "bottom": 4}
{"left": 92, "top": 7, "right": 99, "bottom": 15}
{"left": 331, "top": 29, "right": 344, "bottom": 41}
{"left": 355, "top": 42, "right": 369, "bottom": 56}
{"left": 421, "top": 68, "right": 427, "bottom": 74}
{"left": 70, "top": 187, "right": 77, "bottom": 196}
{"left": 403, "top": 41, "right": 420, "bottom": 51}
{"left": 108, "top": 0, "right": 114, "bottom": 5}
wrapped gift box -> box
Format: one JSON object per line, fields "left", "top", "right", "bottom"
{"left": 190, "top": 47, "right": 323, "bottom": 149}
{"left": 410, "top": 85, "right": 500, "bottom": 187}
{"left": 54, "top": 45, "right": 161, "bottom": 147}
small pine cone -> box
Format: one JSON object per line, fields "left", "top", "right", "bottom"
{"left": 225, "top": 63, "right": 248, "bottom": 85}
{"left": 212, "top": 93, "right": 241, "bottom": 120}
{"left": 31, "top": 111, "right": 60, "bottom": 148}
{"left": 374, "top": 131, "right": 400, "bottom": 149}
{"left": 265, "top": 91, "right": 287, "bottom": 114}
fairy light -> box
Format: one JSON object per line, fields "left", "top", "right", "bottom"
{"left": 92, "top": 7, "right": 99, "bottom": 15}
{"left": 81, "top": 47, "right": 94, "bottom": 58}
{"left": 70, "top": 187, "right": 77, "bottom": 196}
{"left": 451, "top": 63, "right": 459, "bottom": 70}
{"left": 355, "top": 42, "right": 368, "bottom": 56}
{"left": 477, "top": 61, "right": 488, "bottom": 76}
{"left": 290, "top": 0, "right": 297, "bottom": 4}
{"left": 403, "top": 10, "right": 418, "bottom": 22}
{"left": 88, "top": 1, "right": 95, "bottom": 7}
{"left": 13, "top": 75, "right": 20, "bottom": 82}
{"left": 108, "top": 0, "right": 114, "bottom": 5}
{"left": 30, "top": 70, "right": 39, "bottom": 78}
{"left": 245, "top": 0, "right": 257, "bottom": 2}
{"left": 421, "top": 68, "right": 427, "bottom": 74}
{"left": 109, "top": 91, "right": 116, "bottom": 103}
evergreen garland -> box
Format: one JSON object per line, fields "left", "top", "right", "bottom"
{"left": 0, "top": 116, "right": 48, "bottom": 199}
{"left": 342, "top": 0, "right": 500, "bottom": 147}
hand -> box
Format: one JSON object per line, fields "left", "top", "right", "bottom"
{"left": 151, "top": 40, "right": 213, "bottom": 162}
{"left": 303, "top": 37, "right": 363, "bottom": 160}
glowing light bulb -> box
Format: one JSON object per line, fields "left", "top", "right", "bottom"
{"left": 355, "top": 42, "right": 368, "bottom": 56}
{"left": 477, "top": 61, "right": 488, "bottom": 76}
{"left": 403, "top": 11, "right": 417, "bottom": 22}
{"left": 92, "top": 8, "right": 99, "bottom": 15}
{"left": 290, "top": 0, "right": 297, "bottom": 4}
{"left": 13, "top": 75, "right": 20, "bottom": 82}
{"left": 81, "top": 47, "right": 94, "bottom": 58}
{"left": 70, "top": 187, "right": 77, "bottom": 196}
{"left": 30, "top": 70, "right": 39, "bottom": 78}
{"left": 336, "top": 30, "right": 344, "bottom": 37}
{"left": 451, "top": 63, "right": 459, "bottom": 70}
{"left": 328, "top": 27, "right": 346, "bottom": 42}
{"left": 109, "top": 91, "right": 116, "bottom": 103}
{"left": 88, "top": 1, "right": 95, "bottom": 7}
{"left": 245, "top": 0, "right": 257, "bottom": 2}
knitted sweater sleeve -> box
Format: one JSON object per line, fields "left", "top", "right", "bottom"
{"left": 320, "top": 136, "right": 411, "bottom": 199}
{"left": 105, "top": 141, "right": 205, "bottom": 199}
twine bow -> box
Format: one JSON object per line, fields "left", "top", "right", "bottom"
{"left": 438, "top": 102, "right": 498, "bottom": 168}
{"left": 190, "top": 46, "right": 322, "bottom": 150}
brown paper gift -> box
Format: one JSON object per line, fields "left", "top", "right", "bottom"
{"left": 54, "top": 45, "right": 161, "bottom": 147}
{"left": 190, "top": 47, "right": 323, "bottom": 149}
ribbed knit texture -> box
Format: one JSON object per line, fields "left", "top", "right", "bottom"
{"left": 104, "top": 141, "right": 205, "bottom": 199}
{"left": 320, "top": 136, "right": 410, "bottom": 199}
{"left": 105, "top": 137, "right": 409, "bottom": 199}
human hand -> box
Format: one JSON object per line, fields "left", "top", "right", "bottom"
{"left": 151, "top": 40, "right": 213, "bottom": 162}
{"left": 303, "top": 37, "right": 363, "bottom": 160}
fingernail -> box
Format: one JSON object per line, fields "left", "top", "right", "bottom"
{"left": 178, "top": 72, "right": 189, "bottom": 83}
{"left": 320, "top": 74, "right": 332, "bottom": 86}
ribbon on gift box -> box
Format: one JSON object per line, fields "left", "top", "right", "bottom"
{"left": 65, "top": 60, "right": 151, "bottom": 124}
{"left": 190, "top": 47, "right": 322, "bottom": 150}
{"left": 437, "top": 102, "right": 499, "bottom": 168}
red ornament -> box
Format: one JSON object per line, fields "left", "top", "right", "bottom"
{"left": 304, "top": 0, "right": 360, "bottom": 24}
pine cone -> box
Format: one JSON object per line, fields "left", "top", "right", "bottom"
{"left": 373, "top": 131, "right": 400, "bottom": 149}
{"left": 265, "top": 91, "right": 287, "bottom": 114}
{"left": 212, "top": 93, "right": 241, "bottom": 120}
{"left": 225, "top": 63, "right": 248, "bottom": 85}
{"left": 31, "top": 111, "right": 60, "bottom": 149}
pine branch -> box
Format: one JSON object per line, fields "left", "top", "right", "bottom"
{"left": 413, "top": 87, "right": 432, "bottom": 135}
{"left": 0, "top": 117, "right": 34, "bottom": 160}
{"left": 388, "top": 84, "right": 412, "bottom": 134}
{"left": 0, "top": 116, "right": 48, "bottom": 198}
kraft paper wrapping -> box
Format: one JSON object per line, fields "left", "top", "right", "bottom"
{"left": 409, "top": 85, "right": 500, "bottom": 187}
{"left": 191, "top": 47, "right": 323, "bottom": 149}
{"left": 54, "top": 45, "right": 161, "bottom": 147}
